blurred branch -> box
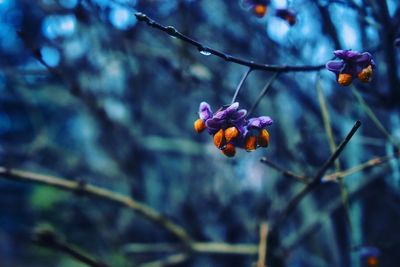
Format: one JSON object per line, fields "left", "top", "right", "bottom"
{"left": 0, "top": 167, "right": 192, "bottom": 245}
{"left": 139, "top": 253, "right": 190, "bottom": 267}
{"left": 257, "top": 222, "right": 268, "bottom": 267}
{"left": 351, "top": 86, "right": 400, "bottom": 151}
{"left": 317, "top": 3, "right": 341, "bottom": 50}
{"left": 273, "top": 120, "right": 361, "bottom": 229}
{"left": 316, "top": 78, "right": 352, "bottom": 234}
{"left": 33, "top": 228, "right": 110, "bottom": 267}
{"left": 124, "top": 242, "right": 258, "bottom": 255}
{"left": 260, "top": 157, "right": 309, "bottom": 183}
{"left": 316, "top": 78, "right": 341, "bottom": 171}
{"left": 134, "top": 13, "right": 327, "bottom": 73}
{"left": 322, "top": 151, "right": 400, "bottom": 182}
{"left": 372, "top": 0, "right": 399, "bottom": 104}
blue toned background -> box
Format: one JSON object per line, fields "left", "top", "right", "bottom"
{"left": 1, "top": 0, "right": 400, "bottom": 266}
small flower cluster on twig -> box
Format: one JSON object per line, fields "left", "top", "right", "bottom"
{"left": 194, "top": 102, "right": 272, "bottom": 157}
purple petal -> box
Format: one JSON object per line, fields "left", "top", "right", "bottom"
{"left": 225, "top": 102, "right": 239, "bottom": 115}
{"left": 326, "top": 61, "right": 345, "bottom": 73}
{"left": 334, "top": 50, "right": 361, "bottom": 60}
{"left": 199, "top": 102, "right": 212, "bottom": 120}
{"left": 213, "top": 110, "right": 226, "bottom": 120}
{"left": 355, "top": 52, "right": 372, "bottom": 64}
{"left": 247, "top": 116, "right": 273, "bottom": 129}
{"left": 205, "top": 118, "right": 223, "bottom": 132}
{"left": 231, "top": 109, "right": 247, "bottom": 122}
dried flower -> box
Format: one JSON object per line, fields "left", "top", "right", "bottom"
{"left": 326, "top": 50, "right": 376, "bottom": 86}
{"left": 275, "top": 8, "right": 296, "bottom": 26}
{"left": 194, "top": 102, "right": 273, "bottom": 157}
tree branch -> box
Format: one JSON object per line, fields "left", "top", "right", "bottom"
{"left": 134, "top": 13, "right": 327, "bottom": 73}
{"left": 257, "top": 222, "right": 268, "bottom": 267}
{"left": 33, "top": 228, "right": 110, "bottom": 267}
{"left": 272, "top": 120, "right": 361, "bottom": 228}
{"left": 260, "top": 157, "right": 309, "bottom": 184}
{"left": 124, "top": 242, "right": 258, "bottom": 255}
{"left": 0, "top": 167, "right": 192, "bottom": 245}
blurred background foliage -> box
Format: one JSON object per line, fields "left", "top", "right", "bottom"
{"left": 1, "top": 0, "right": 400, "bottom": 266}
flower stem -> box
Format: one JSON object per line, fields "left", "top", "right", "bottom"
{"left": 247, "top": 73, "right": 279, "bottom": 117}
{"left": 231, "top": 67, "right": 252, "bottom": 104}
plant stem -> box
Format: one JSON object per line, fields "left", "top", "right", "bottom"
{"left": 231, "top": 67, "right": 252, "bottom": 104}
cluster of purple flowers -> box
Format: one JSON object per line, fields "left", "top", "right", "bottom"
{"left": 326, "top": 50, "right": 376, "bottom": 86}
{"left": 194, "top": 102, "right": 272, "bottom": 157}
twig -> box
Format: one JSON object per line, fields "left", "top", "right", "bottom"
{"left": 316, "top": 78, "right": 341, "bottom": 172}
{"left": 316, "top": 78, "right": 352, "bottom": 234}
{"left": 257, "top": 222, "right": 268, "bottom": 267}
{"left": 0, "top": 167, "right": 192, "bottom": 245}
{"left": 273, "top": 120, "right": 361, "bottom": 228}
{"left": 139, "top": 253, "right": 190, "bottom": 267}
{"left": 33, "top": 228, "right": 110, "bottom": 267}
{"left": 124, "top": 242, "right": 258, "bottom": 255}
{"left": 322, "top": 151, "right": 400, "bottom": 182}
{"left": 260, "top": 157, "right": 309, "bottom": 183}
{"left": 134, "top": 13, "right": 327, "bottom": 73}
{"left": 231, "top": 67, "right": 252, "bottom": 104}
{"left": 247, "top": 73, "right": 278, "bottom": 117}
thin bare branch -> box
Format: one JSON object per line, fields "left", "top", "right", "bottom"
{"left": 0, "top": 167, "right": 192, "bottom": 245}
{"left": 273, "top": 120, "right": 361, "bottom": 229}
{"left": 260, "top": 157, "right": 309, "bottom": 183}
{"left": 323, "top": 152, "right": 400, "bottom": 182}
{"left": 135, "top": 13, "right": 327, "bottom": 73}
{"left": 232, "top": 67, "right": 252, "bottom": 104}
{"left": 33, "top": 228, "right": 110, "bottom": 267}
{"left": 257, "top": 222, "right": 268, "bottom": 267}
{"left": 124, "top": 242, "right": 258, "bottom": 255}
{"left": 247, "top": 73, "right": 279, "bottom": 117}
{"left": 139, "top": 253, "right": 190, "bottom": 267}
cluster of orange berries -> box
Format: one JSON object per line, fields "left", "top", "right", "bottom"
{"left": 194, "top": 102, "right": 272, "bottom": 157}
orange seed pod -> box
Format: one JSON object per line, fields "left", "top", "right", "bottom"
{"left": 253, "top": 4, "right": 267, "bottom": 18}
{"left": 224, "top": 127, "right": 239, "bottom": 143}
{"left": 222, "top": 143, "right": 236, "bottom": 157}
{"left": 337, "top": 73, "right": 352, "bottom": 86}
{"left": 258, "top": 129, "right": 270, "bottom": 147}
{"left": 358, "top": 65, "right": 373, "bottom": 83}
{"left": 366, "top": 256, "right": 378, "bottom": 267}
{"left": 244, "top": 136, "right": 257, "bottom": 151}
{"left": 194, "top": 119, "right": 206, "bottom": 133}
{"left": 213, "top": 129, "right": 226, "bottom": 148}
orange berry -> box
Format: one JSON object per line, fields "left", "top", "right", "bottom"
{"left": 258, "top": 129, "right": 270, "bottom": 147}
{"left": 366, "top": 256, "right": 378, "bottom": 267}
{"left": 244, "top": 136, "right": 257, "bottom": 151}
{"left": 222, "top": 143, "right": 236, "bottom": 157}
{"left": 253, "top": 4, "right": 267, "bottom": 18}
{"left": 213, "top": 129, "right": 226, "bottom": 148}
{"left": 286, "top": 15, "right": 296, "bottom": 25}
{"left": 224, "top": 127, "right": 239, "bottom": 143}
{"left": 338, "top": 73, "right": 352, "bottom": 86}
{"left": 194, "top": 119, "right": 206, "bottom": 133}
{"left": 358, "top": 65, "right": 373, "bottom": 83}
